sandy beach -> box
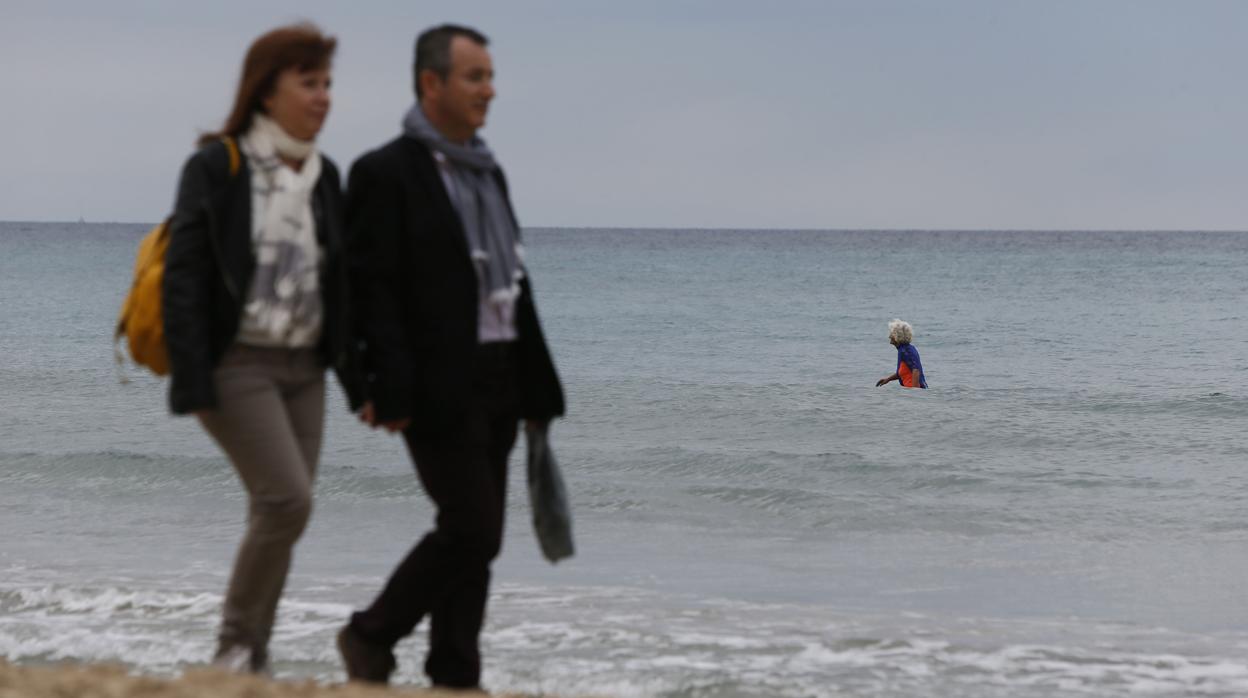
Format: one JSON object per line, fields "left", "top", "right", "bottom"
{"left": 0, "top": 660, "right": 542, "bottom": 698}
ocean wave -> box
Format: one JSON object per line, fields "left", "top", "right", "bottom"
{"left": 479, "top": 589, "right": 1248, "bottom": 697}
{"left": 1044, "top": 392, "right": 1248, "bottom": 419}
{"left": 0, "top": 581, "right": 355, "bottom": 677}
{"left": 0, "top": 586, "right": 220, "bottom": 618}
{"left": 4, "top": 579, "right": 1247, "bottom": 696}
{"left": 3, "top": 445, "right": 1231, "bottom": 542}
{"left": 0, "top": 451, "right": 234, "bottom": 494}
{"left": 0, "top": 451, "right": 420, "bottom": 501}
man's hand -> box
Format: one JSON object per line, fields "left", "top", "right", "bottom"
{"left": 524, "top": 418, "right": 550, "bottom": 435}
{"left": 359, "top": 401, "right": 411, "bottom": 433}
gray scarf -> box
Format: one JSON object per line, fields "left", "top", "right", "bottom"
{"left": 402, "top": 103, "right": 523, "bottom": 305}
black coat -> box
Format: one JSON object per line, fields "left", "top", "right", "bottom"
{"left": 162, "top": 139, "right": 362, "bottom": 414}
{"left": 346, "top": 136, "right": 564, "bottom": 428}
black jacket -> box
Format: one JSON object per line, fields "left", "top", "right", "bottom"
{"left": 162, "top": 139, "right": 362, "bottom": 414}
{"left": 346, "top": 136, "right": 564, "bottom": 428}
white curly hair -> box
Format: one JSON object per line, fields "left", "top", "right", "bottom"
{"left": 888, "top": 319, "right": 913, "bottom": 345}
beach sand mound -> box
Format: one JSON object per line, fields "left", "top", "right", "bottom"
{"left": 0, "top": 661, "right": 537, "bottom": 698}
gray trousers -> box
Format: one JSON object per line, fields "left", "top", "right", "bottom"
{"left": 197, "top": 344, "right": 325, "bottom": 656}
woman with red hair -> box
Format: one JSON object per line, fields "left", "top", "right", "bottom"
{"left": 162, "top": 24, "right": 360, "bottom": 673}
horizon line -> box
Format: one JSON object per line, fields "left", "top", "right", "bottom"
{"left": 5, "top": 219, "right": 1247, "bottom": 235}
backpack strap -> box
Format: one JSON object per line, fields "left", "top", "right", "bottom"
{"left": 221, "top": 136, "right": 241, "bottom": 177}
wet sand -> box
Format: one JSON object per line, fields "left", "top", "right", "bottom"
{"left": 0, "top": 660, "right": 545, "bottom": 698}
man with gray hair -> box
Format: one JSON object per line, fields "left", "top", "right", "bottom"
{"left": 336, "top": 24, "right": 565, "bottom": 689}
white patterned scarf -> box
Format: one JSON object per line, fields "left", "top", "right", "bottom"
{"left": 236, "top": 113, "right": 324, "bottom": 348}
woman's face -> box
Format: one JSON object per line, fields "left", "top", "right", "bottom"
{"left": 263, "top": 66, "right": 332, "bottom": 141}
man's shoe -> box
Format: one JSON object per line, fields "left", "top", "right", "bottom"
{"left": 250, "top": 646, "right": 271, "bottom": 677}
{"left": 337, "top": 624, "right": 396, "bottom": 684}
{"left": 211, "top": 644, "right": 252, "bottom": 674}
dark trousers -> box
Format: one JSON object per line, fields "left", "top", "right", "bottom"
{"left": 350, "top": 343, "right": 520, "bottom": 688}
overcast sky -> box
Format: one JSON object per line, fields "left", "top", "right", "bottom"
{"left": 2, "top": 0, "right": 1246, "bottom": 230}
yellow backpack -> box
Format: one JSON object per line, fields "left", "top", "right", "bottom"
{"left": 115, "top": 137, "right": 240, "bottom": 378}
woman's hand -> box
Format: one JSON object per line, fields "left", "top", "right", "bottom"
{"left": 876, "top": 375, "right": 896, "bottom": 387}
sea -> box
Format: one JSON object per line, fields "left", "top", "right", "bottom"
{"left": 2, "top": 222, "right": 1247, "bottom": 697}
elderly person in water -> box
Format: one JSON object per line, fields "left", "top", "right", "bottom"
{"left": 876, "top": 319, "right": 928, "bottom": 389}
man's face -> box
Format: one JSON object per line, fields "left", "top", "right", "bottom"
{"left": 428, "top": 36, "right": 495, "bottom": 136}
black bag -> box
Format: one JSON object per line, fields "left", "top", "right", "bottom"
{"left": 525, "top": 421, "right": 574, "bottom": 563}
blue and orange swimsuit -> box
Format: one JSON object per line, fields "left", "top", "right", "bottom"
{"left": 896, "top": 343, "right": 928, "bottom": 389}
